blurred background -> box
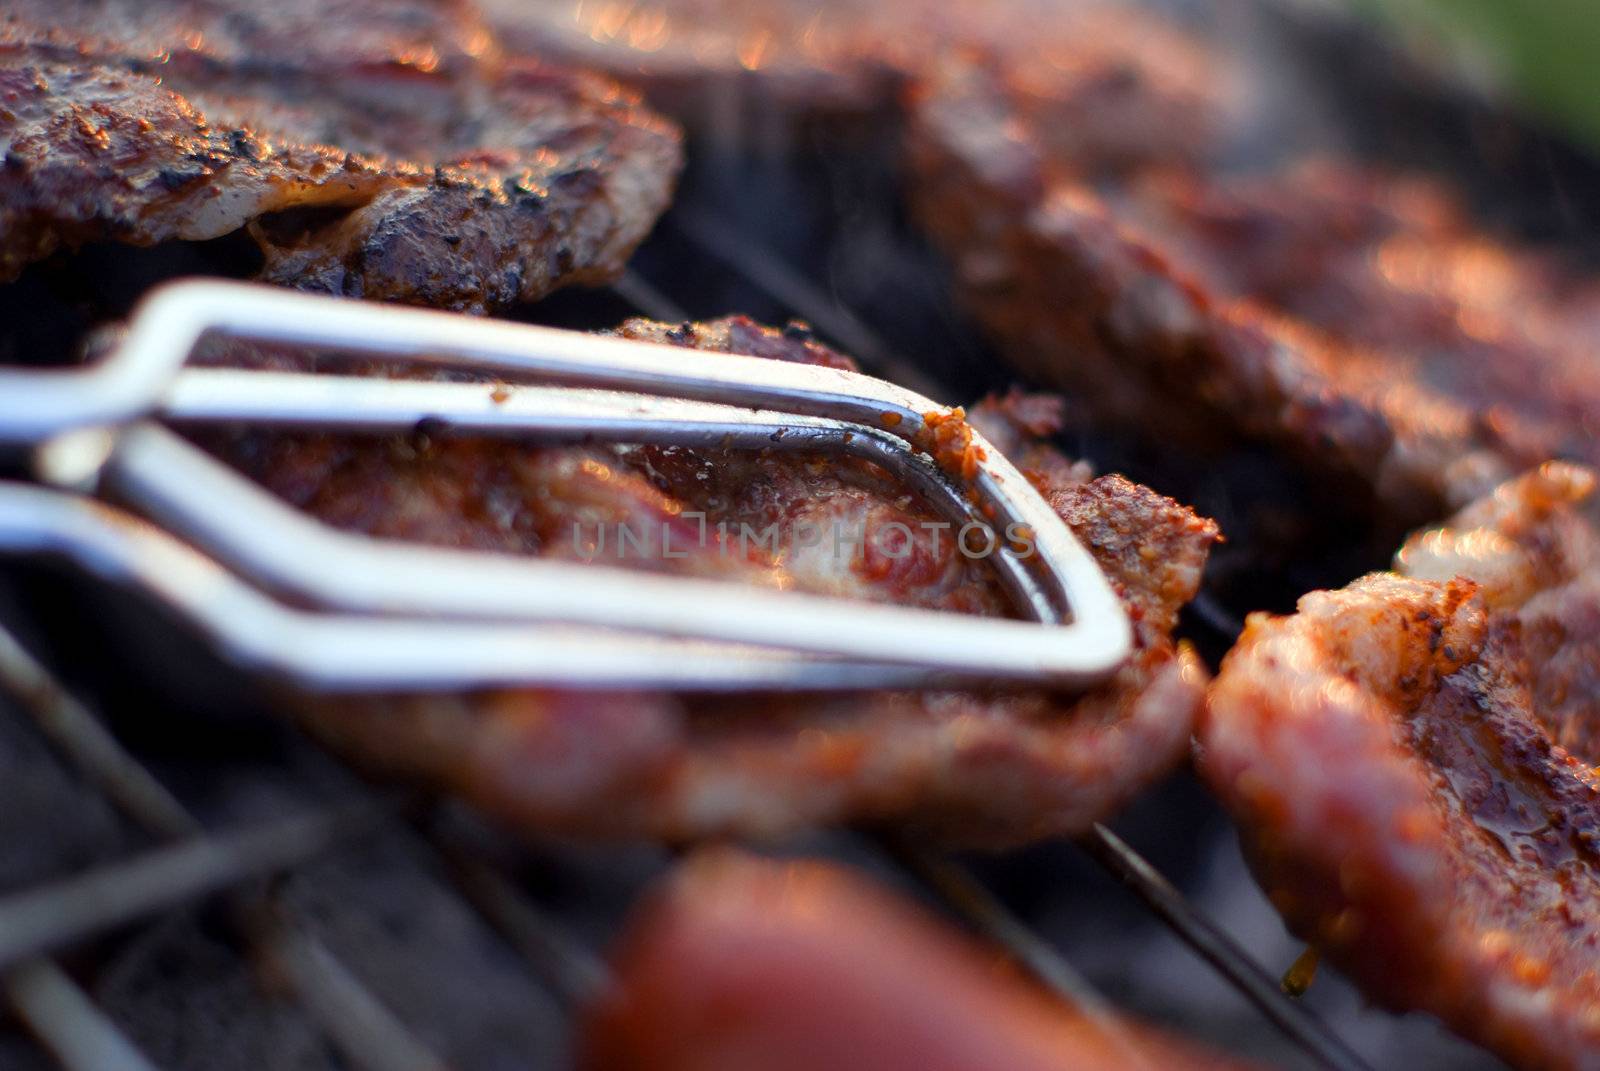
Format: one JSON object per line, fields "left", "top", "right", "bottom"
{"left": 1355, "top": 0, "right": 1600, "bottom": 151}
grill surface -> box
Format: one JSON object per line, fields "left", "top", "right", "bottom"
{"left": 3, "top": 1, "right": 1593, "bottom": 1067}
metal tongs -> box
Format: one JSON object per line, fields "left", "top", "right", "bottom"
{"left": 0, "top": 280, "right": 1131, "bottom": 693}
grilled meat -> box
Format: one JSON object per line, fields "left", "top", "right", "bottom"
{"left": 200, "top": 317, "right": 1218, "bottom": 845}
{"left": 1396, "top": 463, "right": 1600, "bottom": 764}
{"left": 0, "top": 2, "right": 681, "bottom": 310}
{"left": 579, "top": 849, "right": 1259, "bottom": 1070}
{"left": 908, "top": 49, "right": 1600, "bottom": 521}
{"left": 1, "top": 0, "right": 488, "bottom": 77}
{"left": 479, "top": 0, "right": 899, "bottom": 119}
{"left": 1201, "top": 463, "right": 1600, "bottom": 1070}
{"left": 480, "top": 0, "right": 1228, "bottom": 139}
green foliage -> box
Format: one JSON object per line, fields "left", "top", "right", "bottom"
{"left": 1354, "top": 0, "right": 1600, "bottom": 149}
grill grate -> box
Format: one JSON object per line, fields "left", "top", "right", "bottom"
{"left": 0, "top": 240, "right": 1371, "bottom": 1071}
{"left": 0, "top": 594, "right": 1368, "bottom": 1071}
{"left": 0, "top": 620, "right": 453, "bottom": 1071}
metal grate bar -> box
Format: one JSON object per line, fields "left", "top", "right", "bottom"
{"left": 884, "top": 838, "right": 1111, "bottom": 1016}
{"left": 254, "top": 911, "right": 451, "bottom": 1071}
{"left": 429, "top": 836, "right": 614, "bottom": 1009}
{"left": 1189, "top": 590, "right": 1247, "bottom": 643}
{"left": 611, "top": 269, "right": 689, "bottom": 324}
{"left": 0, "top": 618, "right": 451, "bottom": 1071}
{"left": 0, "top": 623, "right": 197, "bottom": 839}
{"left": 1081, "top": 824, "right": 1373, "bottom": 1071}
{"left": 671, "top": 209, "right": 946, "bottom": 397}
{"left": 3, "top": 617, "right": 607, "bottom": 1022}
{"left": 3, "top": 959, "right": 162, "bottom": 1071}
{"left": 0, "top": 614, "right": 172, "bottom": 1071}
{"left": 0, "top": 798, "right": 387, "bottom": 973}
{"left": 0, "top": 612, "right": 615, "bottom": 1068}
{"left": 888, "top": 841, "right": 1179, "bottom": 1071}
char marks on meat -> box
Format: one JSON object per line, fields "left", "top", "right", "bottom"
{"left": 579, "top": 850, "right": 1260, "bottom": 1070}
{"left": 1201, "top": 463, "right": 1600, "bottom": 1070}
{"left": 201, "top": 318, "right": 1218, "bottom": 845}
{"left": 0, "top": 0, "right": 681, "bottom": 311}
{"left": 908, "top": 38, "right": 1600, "bottom": 520}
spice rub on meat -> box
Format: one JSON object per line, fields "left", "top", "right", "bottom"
{"left": 579, "top": 850, "right": 1261, "bottom": 1071}
{"left": 0, "top": 0, "right": 681, "bottom": 311}
{"left": 201, "top": 317, "right": 1218, "bottom": 845}
{"left": 908, "top": 40, "right": 1600, "bottom": 522}
{"left": 1201, "top": 463, "right": 1600, "bottom": 1070}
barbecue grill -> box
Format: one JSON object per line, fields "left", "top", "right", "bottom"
{"left": 1, "top": 0, "right": 1582, "bottom": 1066}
